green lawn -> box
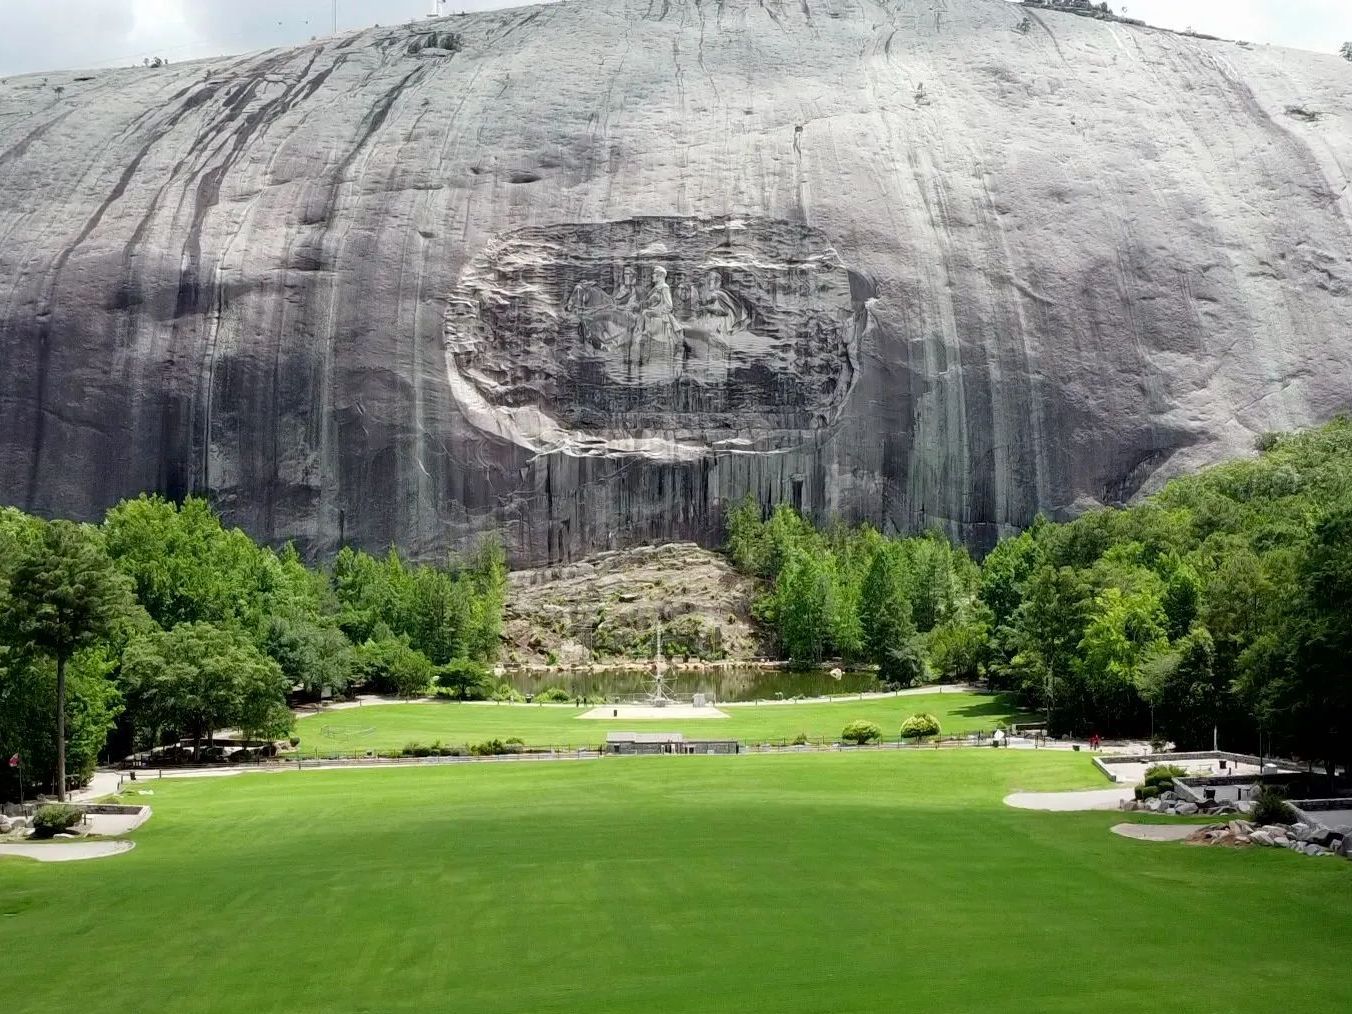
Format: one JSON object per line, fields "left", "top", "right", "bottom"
{"left": 297, "top": 690, "right": 1030, "bottom": 754}
{"left": 3, "top": 752, "right": 1350, "bottom": 1013}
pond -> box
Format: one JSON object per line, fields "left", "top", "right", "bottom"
{"left": 499, "top": 665, "right": 883, "bottom": 703}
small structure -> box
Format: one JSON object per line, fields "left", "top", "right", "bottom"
{"left": 605, "top": 732, "right": 739, "bottom": 756}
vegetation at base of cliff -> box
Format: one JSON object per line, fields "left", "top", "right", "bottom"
{"left": 0, "top": 495, "right": 505, "bottom": 799}
{"left": 726, "top": 496, "right": 985, "bottom": 685}
{"left": 727, "top": 419, "right": 1352, "bottom": 776}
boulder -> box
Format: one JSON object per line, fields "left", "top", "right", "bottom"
{"left": 0, "top": 817, "right": 12, "bottom": 834}
{"left": 1250, "top": 830, "right": 1275, "bottom": 847}
{"left": 1176, "top": 802, "right": 1199, "bottom": 816}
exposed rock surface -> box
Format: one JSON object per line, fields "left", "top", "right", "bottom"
{"left": 503, "top": 542, "right": 763, "bottom": 664}
{"left": 1, "top": 0, "right": 1351, "bottom": 562}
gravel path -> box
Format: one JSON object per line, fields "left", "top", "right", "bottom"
{"left": 1110, "top": 823, "right": 1196, "bottom": 842}
{"left": 0, "top": 840, "right": 135, "bottom": 863}
{"left": 1003, "top": 787, "right": 1136, "bottom": 811}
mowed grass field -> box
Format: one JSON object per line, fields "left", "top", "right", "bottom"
{"left": 3, "top": 752, "right": 1351, "bottom": 1013}
{"left": 298, "top": 690, "right": 1028, "bottom": 754}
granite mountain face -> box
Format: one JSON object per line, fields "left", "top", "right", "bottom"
{"left": 1, "top": 0, "right": 1349, "bottom": 563}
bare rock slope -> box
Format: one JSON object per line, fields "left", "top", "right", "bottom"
{"left": 504, "top": 542, "right": 762, "bottom": 665}
{"left": 1, "top": 0, "right": 1350, "bottom": 562}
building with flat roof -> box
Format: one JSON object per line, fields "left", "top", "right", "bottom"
{"left": 605, "top": 732, "right": 740, "bottom": 756}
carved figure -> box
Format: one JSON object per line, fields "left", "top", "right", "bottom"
{"left": 700, "top": 269, "right": 748, "bottom": 335}
{"left": 633, "top": 266, "right": 685, "bottom": 374}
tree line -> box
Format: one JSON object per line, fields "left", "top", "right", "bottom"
{"left": 728, "top": 420, "right": 1352, "bottom": 779}
{"left": 0, "top": 496, "right": 505, "bottom": 800}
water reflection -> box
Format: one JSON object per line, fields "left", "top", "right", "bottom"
{"left": 500, "top": 666, "right": 882, "bottom": 703}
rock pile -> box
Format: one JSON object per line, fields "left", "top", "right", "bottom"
{"left": 0, "top": 815, "right": 31, "bottom": 837}
{"left": 1118, "top": 792, "right": 1241, "bottom": 818}
{"left": 1187, "top": 819, "right": 1349, "bottom": 858}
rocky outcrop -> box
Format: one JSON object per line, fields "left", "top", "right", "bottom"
{"left": 503, "top": 542, "right": 763, "bottom": 664}
{"left": 1, "top": 0, "right": 1351, "bottom": 563}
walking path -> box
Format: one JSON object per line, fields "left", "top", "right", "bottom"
{"left": 0, "top": 840, "right": 135, "bottom": 863}
{"left": 1003, "top": 787, "right": 1136, "bottom": 811}
{"left": 1110, "top": 823, "right": 1196, "bottom": 842}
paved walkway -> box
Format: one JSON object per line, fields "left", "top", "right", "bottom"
{"left": 0, "top": 840, "right": 135, "bottom": 862}
{"left": 1003, "top": 787, "right": 1136, "bottom": 811}
{"left": 70, "top": 770, "right": 123, "bottom": 801}
{"left": 1110, "top": 823, "right": 1196, "bottom": 842}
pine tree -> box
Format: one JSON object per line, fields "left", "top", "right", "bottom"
{"left": 4, "top": 521, "right": 133, "bottom": 799}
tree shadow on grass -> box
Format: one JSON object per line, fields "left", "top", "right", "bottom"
{"left": 946, "top": 694, "right": 1033, "bottom": 721}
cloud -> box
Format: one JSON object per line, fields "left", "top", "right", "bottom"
{"left": 1107, "top": 0, "right": 1352, "bottom": 53}
{"left": 0, "top": 0, "right": 531, "bottom": 76}
{"left": 4, "top": 0, "right": 1350, "bottom": 76}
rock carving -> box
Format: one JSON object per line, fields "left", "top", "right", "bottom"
{"left": 444, "top": 216, "right": 868, "bottom": 459}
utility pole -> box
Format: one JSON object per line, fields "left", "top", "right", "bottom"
{"left": 332, "top": 0, "right": 338, "bottom": 35}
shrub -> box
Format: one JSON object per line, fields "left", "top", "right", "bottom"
{"left": 470, "top": 738, "right": 507, "bottom": 756}
{"left": 841, "top": 720, "right": 882, "bottom": 745}
{"left": 791, "top": 732, "right": 809, "bottom": 746}
{"left": 32, "top": 804, "right": 83, "bottom": 838}
{"left": 400, "top": 742, "right": 433, "bottom": 758}
{"left": 900, "top": 713, "right": 941, "bottom": 740}
{"left": 534, "top": 686, "right": 572, "bottom": 703}
{"left": 1134, "top": 784, "right": 1160, "bottom": 801}
{"left": 1251, "top": 785, "right": 1296, "bottom": 826}
{"left": 490, "top": 682, "right": 525, "bottom": 703}
{"left": 1142, "top": 764, "right": 1187, "bottom": 791}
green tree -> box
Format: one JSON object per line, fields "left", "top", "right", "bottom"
{"left": 355, "top": 638, "right": 435, "bottom": 698}
{"left": 1152, "top": 627, "right": 1223, "bottom": 749}
{"left": 121, "top": 622, "right": 288, "bottom": 757}
{"left": 3, "top": 521, "right": 133, "bottom": 799}
{"left": 1160, "top": 561, "right": 1201, "bottom": 641}
{"left": 263, "top": 615, "right": 356, "bottom": 698}
{"left": 774, "top": 550, "right": 835, "bottom": 663}
{"left": 1075, "top": 586, "right": 1167, "bottom": 735}
{"left": 1008, "top": 566, "right": 1089, "bottom": 734}
{"left": 0, "top": 649, "right": 123, "bottom": 800}
{"left": 859, "top": 545, "right": 915, "bottom": 666}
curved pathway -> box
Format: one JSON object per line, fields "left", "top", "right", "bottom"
{"left": 1003, "top": 787, "right": 1135, "bottom": 811}
{"left": 1110, "top": 823, "right": 1195, "bottom": 842}
{"left": 0, "top": 840, "right": 135, "bottom": 862}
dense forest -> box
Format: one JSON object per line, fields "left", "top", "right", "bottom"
{"left": 727, "top": 420, "right": 1352, "bottom": 777}
{"left": 3, "top": 421, "right": 1350, "bottom": 800}
{"left": 0, "top": 496, "right": 505, "bottom": 800}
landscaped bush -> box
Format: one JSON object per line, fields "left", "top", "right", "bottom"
{"left": 1142, "top": 764, "right": 1188, "bottom": 791}
{"left": 32, "top": 804, "right": 83, "bottom": 838}
{"left": 1251, "top": 785, "right": 1296, "bottom": 826}
{"left": 900, "top": 713, "right": 941, "bottom": 740}
{"left": 791, "top": 732, "right": 809, "bottom": 746}
{"left": 401, "top": 742, "right": 433, "bottom": 757}
{"left": 1134, "top": 784, "right": 1161, "bottom": 801}
{"left": 533, "top": 686, "right": 572, "bottom": 703}
{"left": 841, "top": 720, "right": 882, "bottom": 745}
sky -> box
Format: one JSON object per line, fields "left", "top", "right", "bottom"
{"left": 1, "top": 0, "right": 1351, "bottom": 77}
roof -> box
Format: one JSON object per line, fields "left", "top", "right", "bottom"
{"left": 606, "top": 732, "right": 685, "bottom": 744}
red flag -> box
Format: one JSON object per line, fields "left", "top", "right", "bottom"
{"left": 7, "top": 754, "right": 17, "bottom": 768}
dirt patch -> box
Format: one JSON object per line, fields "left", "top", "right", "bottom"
{"left": 503, "top": 543, "right": 764, "bottom": 665}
